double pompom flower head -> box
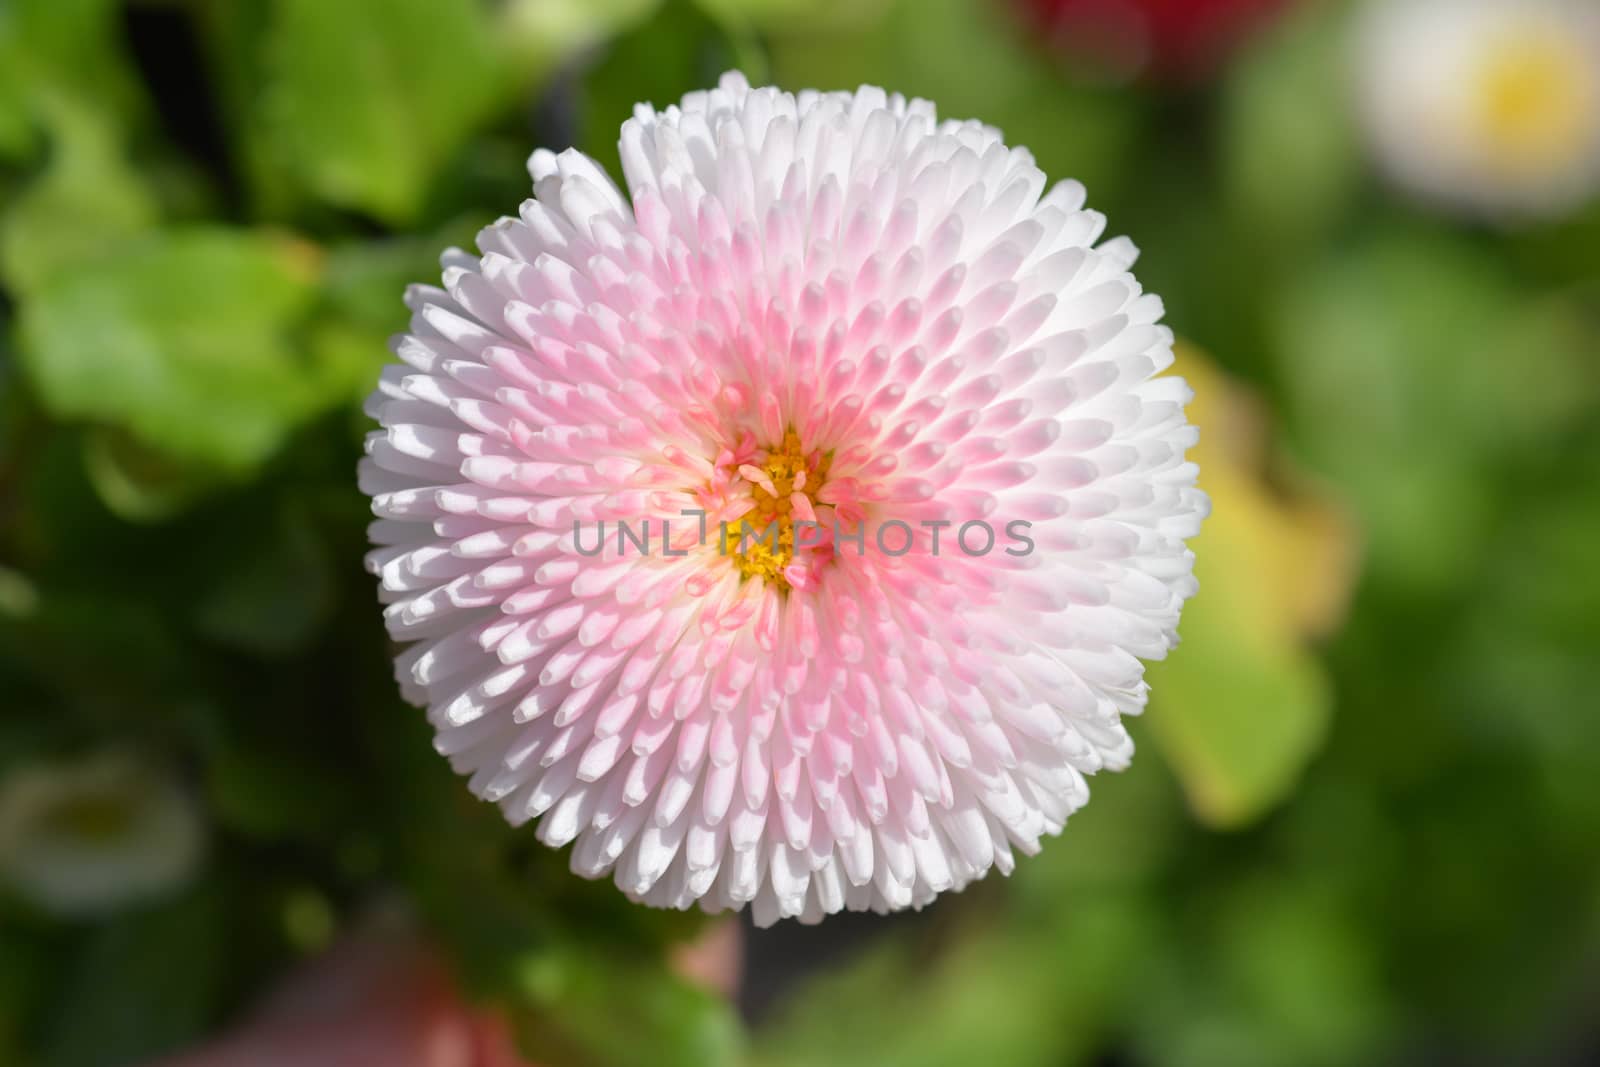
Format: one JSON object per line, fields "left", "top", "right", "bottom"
{"left": 360, "top": 73, "right": 1207, "bottom": 925}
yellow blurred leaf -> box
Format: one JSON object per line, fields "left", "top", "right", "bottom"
{"left": 1144, "top": 347, "right": 1360, "bottom": 828}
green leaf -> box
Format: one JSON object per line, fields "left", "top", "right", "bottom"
{"left": 696, "top": 0, "right": 886, "bottom": 33}
{"left": 1144, "top": 574, "right": 1333, "bottom": 829}
{"left": 1143, "top": 352, "right": 1349, "bottom": 828}
{"left": 1010, "top": 751, "right": 1183, "bottom": 901}
{"left": 80, "top": 429, "right": 223, "bottom": 523}
{"left": 18, "top": 228, "right": 336, "bottom": 474}
{"left": 767, "top": 0, "right": 1141, "bottom": 201}
{"left": 263, "top": 0, "right": 509, "bottom": 223}
{"left": 1135, "top": 879, "right": 1389, "bottom": 1067}
{"left": 192, "top": 501, "right": 334, "bottom": 656}
{"left": 0, "top": 923, "right": 60, "bottom": 1067}
{"left": 1220, "top": 0, "right": 1360, "bottom": 253}
{"left": 0, "top": 567, "right": 39, "bottom": 622}
{"left": 0, "top": 95, "right": 160, "bottom": 295}
{"left": 41, "top": 885, "right": 227, "bottom": 1067}
{"left": 499, "top": 0, "right": 661, "bottom": 87}
{"left": 304, "top": 223, "right": 483, "bottom": 410}
{"left": 578, "top": 0, "right": 763, "bottom": 184}
{"left": 514, "top": 946, "right": 742, "bottom": 1067}
{"left": 0, "top": 586, "right": 188, "bottom": 729}
{"left": 201, "top": 725, "right": 357, "bottom": 844}
{"left": 753, "top": 896, "right": 1151, "bottom": 1067}
{"left": 187, "top": 0, "right": 304, "bottom": 220}
{"left": 0, "top": 2, "right": 162, "bottom": 293}
{"left": 1274, "top": 233, "right": 1599, "bottom": 593}
{"left": 322, "top": 231, "right": 469, "bottom": 333}
{"left": 1453, "top": 445, "right": 1600, "bottom": 783}
{"left": 0, "top": 0, "right": 151, "bottom": 134}
{"left": 0, "top": 38, "right": 35, "bottom": 161}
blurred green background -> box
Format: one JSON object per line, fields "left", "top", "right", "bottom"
{"left": 2, "top": 0, "right": 1599, "bottom": 1064}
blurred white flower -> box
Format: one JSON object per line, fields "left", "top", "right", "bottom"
{"left": 1356, "top": 0, "right": 1600, "bottom": 219}
{"left": 0, "top": 753, "right": 203, "bottom": 917}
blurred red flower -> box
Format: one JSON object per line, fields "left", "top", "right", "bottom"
{"left": 1021, "top": 0, "right": 1291, "bottom": 79}
{"left": 140, "top": 919, "right": 742, "bottom": 1067}
{"left": 142, "top": 933, "right": 530, "bottom": 1067}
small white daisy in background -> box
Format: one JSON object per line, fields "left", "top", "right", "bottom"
{"left": 1355, "top": 0, "right": 1600, "bottom": 220}
{"left": 361, "top": 73, "right": 1207, "bottom": 924}
{"left": 0, "top": 753, "right": 203, "bottom": 917}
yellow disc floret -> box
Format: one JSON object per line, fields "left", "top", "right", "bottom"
{"left": 1472, "top": 26, "right": 1597, "bottom": 178}
{"left": 728, "top": 431, "right": 831, "bottom": 590}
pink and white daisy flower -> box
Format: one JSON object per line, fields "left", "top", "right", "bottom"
{"left": 360, "top": 73, "right": 1207, "bottom": 925}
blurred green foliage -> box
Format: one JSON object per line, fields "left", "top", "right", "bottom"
{"left": 1, "top": 0, "right": 1598, "bottom": 1065}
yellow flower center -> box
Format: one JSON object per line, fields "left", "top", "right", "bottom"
{"left": 729, "top": 431, "right": 832, "bottom": 590}
{"left": 43, "top": 790, "right": 138, "bottom": 842}
{"left": 1472, "top": 27, "right": 1596, "bottom": 176}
